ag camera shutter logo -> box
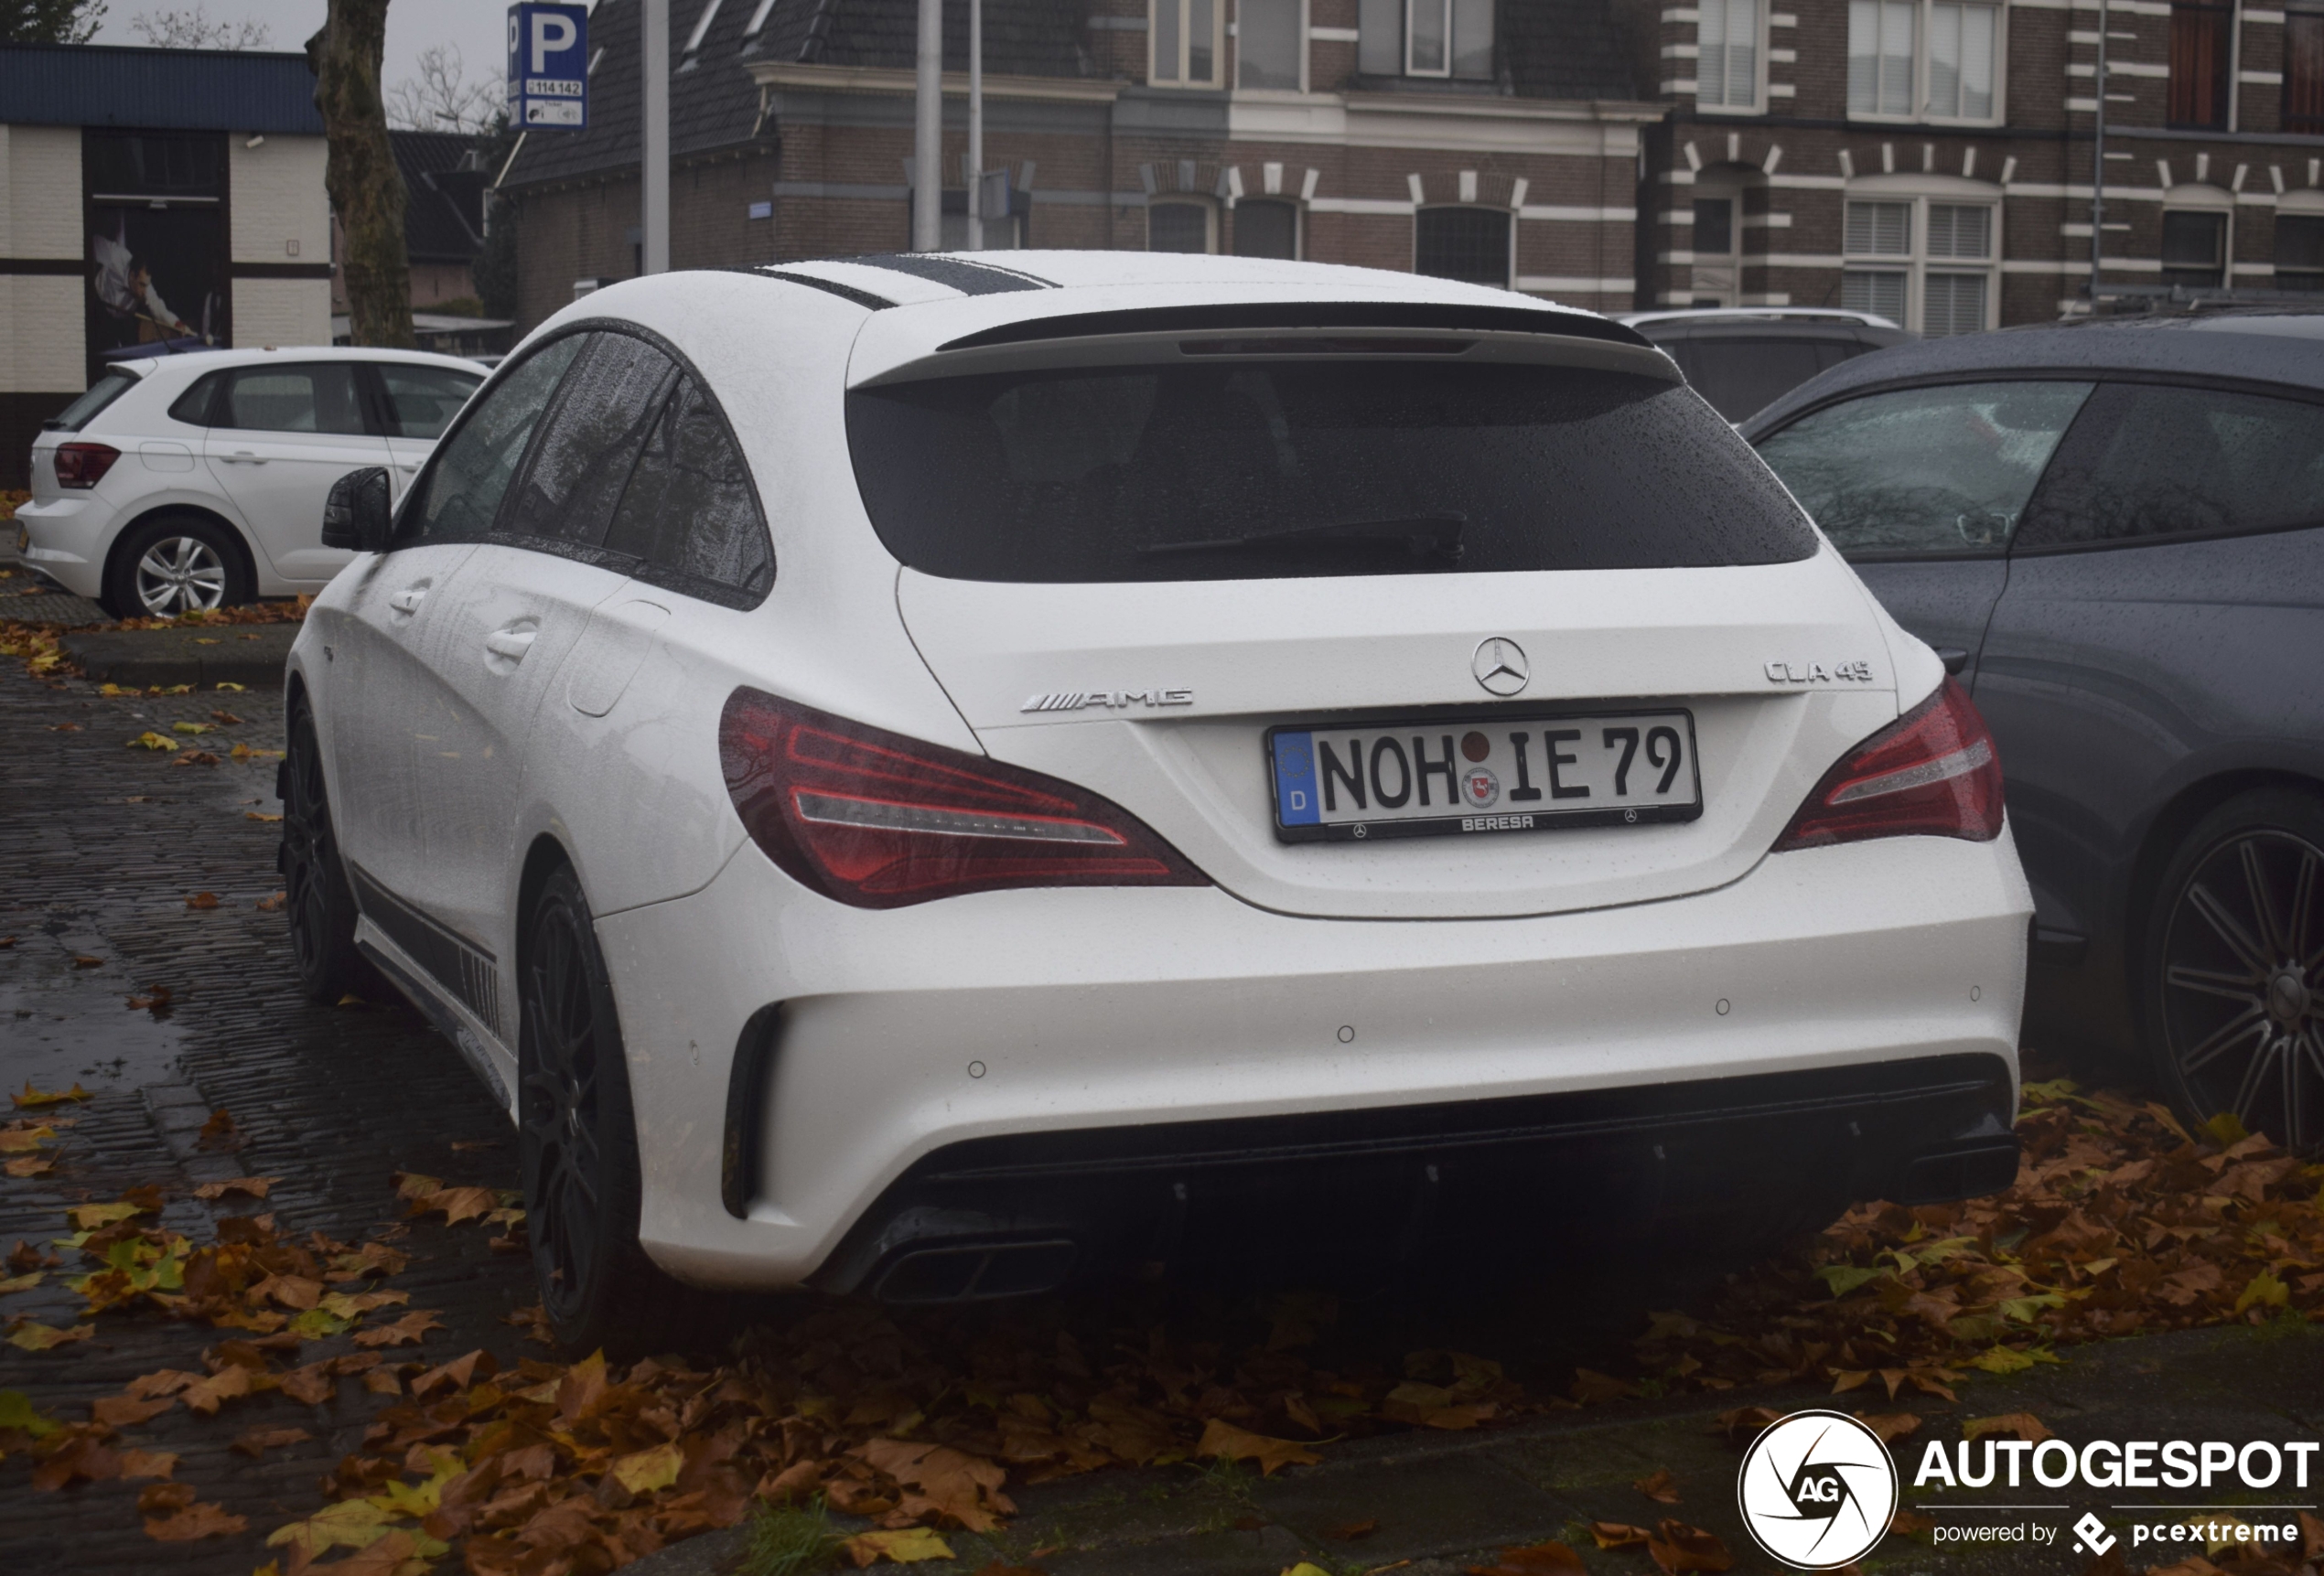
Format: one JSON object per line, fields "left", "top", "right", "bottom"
{"left": 1737, "top": 1410, "right": 1899, "bottom": 1570}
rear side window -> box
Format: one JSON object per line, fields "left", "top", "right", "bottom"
{"left": 846, "top": 360, "right": 1816, "bottom": 582}
{"left": 217, "top": 363, "right": 368, "bottom": 434}
{"left": 1682, "top": 338, "right": 1832, "bottom": 423}
{"left": 2016, "top": 382, "right": 2324, "bottom": 549}
{"left": 1756, "top": 381, "right": 2093, "bottom": 556}
{"left": 400, "top": 336, "right": 586, "bottom": 544}
{"left": 50, "top": 370, "right": 140, "bottom": 432}
{"left": 502, "top": 332, "right": 676, "bottom": 549}
{"left": 603, "top": 374, "right": 772, "bottom": 604}
{"left": 376, "top": 363, "right": 483, "bottom": 439}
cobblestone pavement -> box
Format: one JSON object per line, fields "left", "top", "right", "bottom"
{"left": 5, "top": 658, "right": 2321, "bottom": 1576}
{"left": 0, "top": 667, "right": 532, "bottom": 1574}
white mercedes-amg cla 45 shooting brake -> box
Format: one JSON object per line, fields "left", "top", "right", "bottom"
{"left": 284, "top": 252, "right": 2031, "bottom": 1354}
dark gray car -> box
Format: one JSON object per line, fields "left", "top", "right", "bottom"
{"left": 1742, "top": 313, "right": 2324, "bottom": 1142}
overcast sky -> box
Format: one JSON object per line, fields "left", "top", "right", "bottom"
{"left": 91, "top": 0, "right": 549, "bottom": 119}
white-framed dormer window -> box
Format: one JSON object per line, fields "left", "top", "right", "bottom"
{"left": 1357, "top": 0, "right": 1493, "bottom": 80}
{"left": 1848, "top": 0, "right": 2003, "bottom": 123}
{"left": 1154, "top": 0, "right": 1225, "bottom": 86}
{"left": 1697, "top": 0, "right": 1763, "bottom": 111}
{"left": 1841, "top": 180, "right": 2000, "bottom": 335}
{"left": 1237, "top": 0, "right": 1306, "bottom": 90}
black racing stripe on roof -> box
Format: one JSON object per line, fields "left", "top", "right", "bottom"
{"left": 748, "top": 267, "right": 897, "bottom": 310}
{"left": 937, "top": 301, "right": 1654, "bottom": 352}
{"left": 841, "top": 253, "right": 1057, "bottom": 295}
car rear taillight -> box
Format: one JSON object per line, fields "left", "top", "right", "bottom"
{"left": 52, "top": 443, "right": 121, "bottom": 488}
{"left": 719, "top": 687, "right": 1210, "bottom": 909}
{"left": 1773, "top": 677, "right": 2004, "bottom": 852}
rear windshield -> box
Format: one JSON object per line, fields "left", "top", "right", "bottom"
{"left": 846, "top": 360, "right": 1818, "bottom": 582}
{"left": 47, "top": 370, "right": 140, "bottom": 433}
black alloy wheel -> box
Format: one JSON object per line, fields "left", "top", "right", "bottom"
{"left": 2150, "top": 789, "right": 2324, "bottom": 1151}
{"left": 278, "top": 699, "right": 374, "bottom": 1002}
{"left": 518, "top": 865, "right": 698, "bottom": 1356}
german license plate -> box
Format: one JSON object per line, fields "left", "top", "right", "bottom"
{"left": 1267, "top": 711, "right": 1702, "bottom": 842}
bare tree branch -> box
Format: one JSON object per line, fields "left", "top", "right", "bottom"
{"left": 128, "top": 4, "right": 269, "bottom": 48}
{"left": 386, "top": 44, "right": 500, "bottom": 135}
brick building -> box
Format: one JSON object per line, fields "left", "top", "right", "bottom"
{"left": 496, "top": 0, "right": 1661, "bottom": 328}
{"left": 1624, "top": 0, "right": 2324, "bottom": 330}
{"left": 0, "top": 44, "right": 334, "bottom": 488}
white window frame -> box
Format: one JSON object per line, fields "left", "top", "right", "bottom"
{"left": 1233, "top": 0, "right": 1310, "bottom": 93}
{"left": 1695, "top": 0, "right": 1768, "bottom": 115}
{"left": 1846, "top": 0, "right": 2007, "bottom": 126}
{"left": 1840, "top": 177, "right": 2002, "bottom": 335}
{"left": 1152, "top": 0, "right": 1227, "bottom": 88}
{"left": 1405, "top": 0, "right": 1452, "bottom": 76}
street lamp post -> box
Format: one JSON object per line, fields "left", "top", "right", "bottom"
{"left": 967, "top": 0, "right": 983, "bottom": 251}
{"left": 2090, "top": 0, "right": 2107, "bottom": 311}
{"left": 913, "top": 0, "right": 942, "bottom": 251}
{"left": 642, "top": 0, "right": 670, "bottom": 273}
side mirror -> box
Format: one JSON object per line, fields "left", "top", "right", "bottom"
{"left": 322, "top": 466, "right": 393, "bottom": 552}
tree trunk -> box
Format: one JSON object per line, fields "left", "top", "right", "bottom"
{"left": 307, "top": 0, "right": 413, "bottom": 348}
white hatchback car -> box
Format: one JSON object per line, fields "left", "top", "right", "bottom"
{"left": 16, "top": 347, "right": 483, "bottom": 616}
{"left": 285, "top": 253, "right": 2031, "bottom": 1354}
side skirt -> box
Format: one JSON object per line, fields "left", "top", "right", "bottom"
{"left": 355, "top": 918, "right": 520, "bottom": 1120}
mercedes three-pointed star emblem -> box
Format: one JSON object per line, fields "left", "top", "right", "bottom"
{"left": 1472, "top": 637, "right": 1530, "bottom": 698}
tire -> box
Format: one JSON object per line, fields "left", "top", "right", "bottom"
{"left": 278, "top": 697, "right": 379, "bottom": 1003}
{"left": 2144, "top": 787, "right": 2324, "bottom": 1153}
{"left": 106, "top": 513, "right": 253, "bottom": 618}
{"left": 519, "top": 864, "right": 722, "bottom": 1358}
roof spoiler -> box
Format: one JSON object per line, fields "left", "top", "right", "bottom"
{"left": 936, "top": 300, "right": 1653, "bottom": 354}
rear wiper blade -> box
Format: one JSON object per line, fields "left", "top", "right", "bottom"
{"left": 1137, "top": 512, "right": 1465, "bottom": 563}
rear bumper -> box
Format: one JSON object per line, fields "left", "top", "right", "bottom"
{"left": 14, "top": 494, "right": 112, "bottom": 600}
{"left": 593, "top": 829, "right": 2031, "bottom": 1292}
{"left": 812, "top": 1052, "right": 2019, "bottom": 1301}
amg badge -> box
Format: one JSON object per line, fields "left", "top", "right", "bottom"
{"left": 1765, "top": 659, "right": 1875, "bottom": 684}
{"left": 1021, "top": 688, "right": 1195, "bottom": 713}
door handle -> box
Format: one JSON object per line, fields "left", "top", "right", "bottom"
{"left": 224, "top": 449, "right": 266, "bottom": 465}
{"left": 389, "top": 586, "right": 427, "bottom": 615}
{"left": 485, "top": 627, "right": 538, "bottom": 661}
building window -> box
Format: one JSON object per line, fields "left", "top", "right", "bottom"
{"left": 1849, "top": 0, "right": 1917, "bottom": 114}
{"left": 1415, "top": 206, "right": 1510, "bottom": 287}
{"left": 1154, "top": 0, "right": 1222, "bottom": 86}
{"left": 1698, "top": 0, "right": 1760, "bottom": 108}
{"left": 2286, "top": 1, "right": 2324, "bottom": 133}
{"left": 1848, "top": 0, "right": 1999, "bottom": 120}
{"left": 2168, "top": 1, "right": 2232, "bottom": 128}
{"left": 1926, "top": 2, "right": 1996, "bottom": 117}
{"left": 1149, "top": 199, "right": 1216, "bottom": 252}
{"left": 1238, "top": 0, "right": 1304, "bottom": 89}
{"left": 2161, "top": 209, "right": 2227, "bottom": 287}
{"left": 2278, "top": 212, "right": 2324, "bottom": 290}
{"left": 1695, "top": 196, "right": 1736, "bottom": 258}
{"left": 1357, "top": 0, "right": 1492, "bottom": 80}
{"left": 1842, "top": 195, "right": 1995, "bottom": 334}
{"left": 1232, "top": 198, "right": 1300, "bottom": 258}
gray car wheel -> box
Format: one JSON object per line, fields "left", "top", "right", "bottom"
{"left": 2147, "top": 788, "right": 2324, "bottom": 1151}
{"left": 106, "top": 515, "right": 252, "bottom": 618}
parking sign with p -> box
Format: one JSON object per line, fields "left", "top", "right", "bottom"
{"left": 507, "top": 3, "right": 589, "bottom": 129}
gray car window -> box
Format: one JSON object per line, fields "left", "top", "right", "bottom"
{"left": 219, "top": 363, "right": 369, "bottom": 435}
{"left": 1757, "top": 381, "right": 2093, "bottom": 556}
{"left": 376, "top": 363, "right": 483, "bottom": 440}
{"left": 2015, "top": 382, "right": 2324, "bottom": 549}
{"left": 603, "top": 374, "right": 772, "bottom": 604}
{"left": 400, "top": 335, "right": 586, "bottom": 544}
{"left": 1684, "top": 338, "right": 1829, "bottom": 423}
{"left": 501, "top": 332, "right": 676, "bottom": 550}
